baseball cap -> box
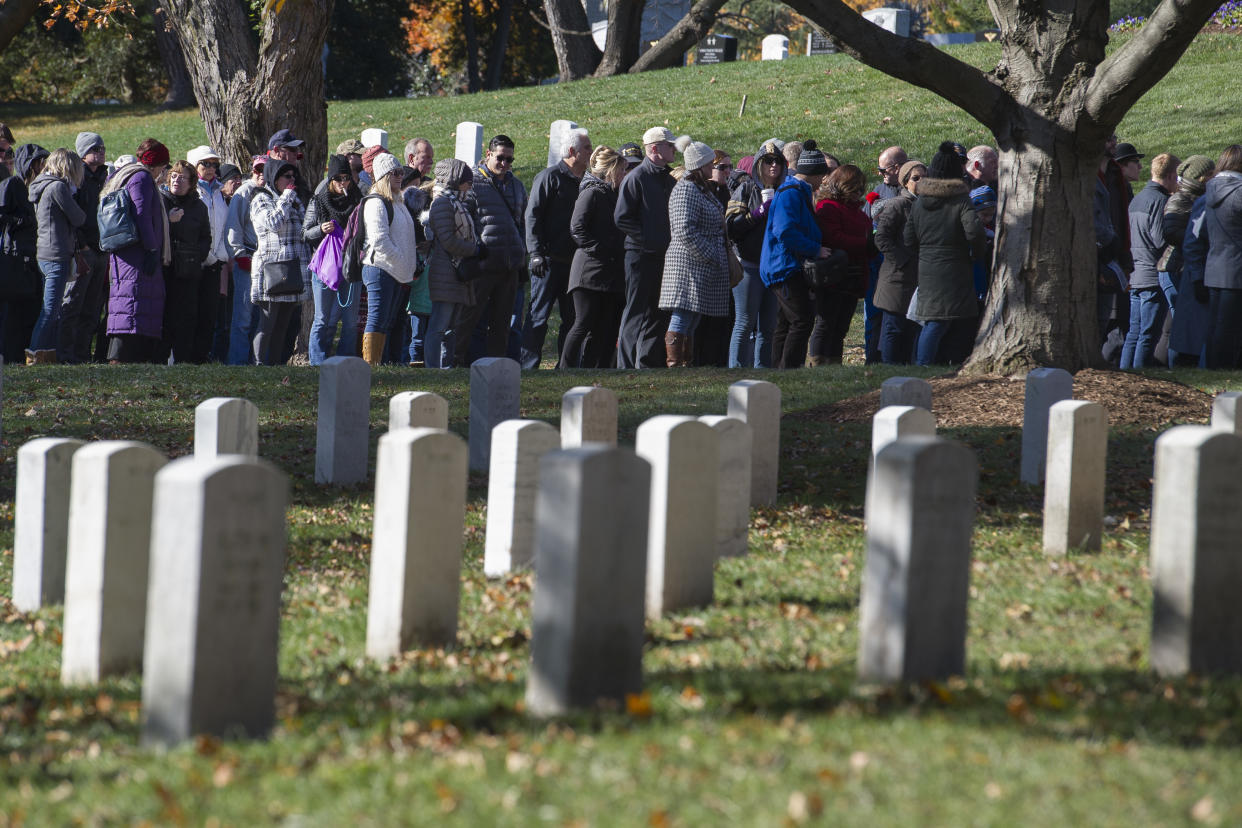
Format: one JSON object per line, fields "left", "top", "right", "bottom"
{"left": 267, "top": 129, "right": 304, "bottom": 150}
{"left": 642, "top": 126, "right": 675, "bottom": 145}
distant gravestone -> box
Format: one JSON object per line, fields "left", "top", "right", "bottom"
{"left": 366, "top": 428, "right": 468, "bottom": 658}
{"left": 1149, "top": 426, "right": 1242, "bottom": 677}
{"left": 727, "top": 379, "right": 781, "bottom": 506}
{"left": 761, "top": 34, "right": 789, "bottom": 60}
{"left": 315, "top": 356, "right": 371, "bottom": 485}
{"left": 1210, "top": 391, "right": 1242, "bottom": 435}
{"left": 12, "top": 437, "right": 85, "bottom": 612}
{"left": 1021, "top": 367, "right": 1073, "bottom": 484}
{"left": 526, "top": 446, "right": 651, "bottom": 716}
{"left": 806, "top": 31, "right": 836, "bottom": 55}
{"left": 194, "top": 397, "right": 258, "bottom": 459}
{"left": 698, "top": 416, "right": 753, "bottom": 558}
{"left": 484, "top": 420, "right": 561, "bottom": 577}
{"left": 455, "top": 121, "right": 484, "bottom": 169}
{"left": 389, "top": 391, "right": 448, "bottom": 432}
{"left": 697, "top": 34, "right": 738, "bottom": 64}
{"left": 561, "top": 386, "right": 618, "bottom": 448}
{"left": 862, "top": 7, "right": 912, "bottom": 36}
{"left": 879, "top": 376, "right": 931, "bottom": 411}
{"left": 1042, "top": 401, "right": 1108, "bottom": 556}
{"left": 468, "top": 357, "right": 520, "bottom": 472}
{"left": 636, "top": 416, "right": 719, "bottom": 619}
{"left": 141, "top": 456, "right": 289, "bottom": 747}
{"left": 547, "top": 120, "right": 580, "bottom": 171}
{"left": 61, "top": 441, "right": 167, "bottom": 685}
{"left": 859, "top": 436, "right": 977, "bottom": 683}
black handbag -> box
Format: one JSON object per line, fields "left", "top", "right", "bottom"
{"left": 169, "top": 245, "right": 204, "bottom": 281}
{"left": 263, "top": 259, "right": 304, "bottom": 296}
{"left": 455, "top": 255, "right": 485, "bottom": 283}
{"left": 802, "top": 248, "right": 850, "bottom": 291}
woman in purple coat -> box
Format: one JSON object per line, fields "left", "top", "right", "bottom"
{"left": 103, "top": 138, "right": 170, "bottom": 363}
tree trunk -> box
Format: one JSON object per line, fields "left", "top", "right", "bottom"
{"left": 0, "top": 0, "right": 38, "bottom": 55}
{"left": 628, "top": 0, "right": 727, "bottom": 73}
{"left": 152, "top": 0, "right": 197, "bottom": 110}
{"left": 483, "top": 0, "right": 514, "bottom": 90}
{"left": 543, "top": 0, "right": 600, "bottom": 80}
{"left": 461, "top": 0, "right": 482, "bottom": 92}
{"left": 595, "top": 0, "right": 645, "bottom": 76}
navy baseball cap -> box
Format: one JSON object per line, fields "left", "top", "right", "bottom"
{"left": 267, "top": 129, "right": 304, "bottom": 150}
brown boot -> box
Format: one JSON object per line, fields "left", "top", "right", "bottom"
{"left": 807, "top": 355, "right": 825, "bottom": 367}
{"left": 362, "top": 332, "right": 386, "bottom": 367}
{"left": 665, "top": 331, "right": 688, "bottom": 368}
{"left": 683, "top": 336, "right": 694, "bottom": 368}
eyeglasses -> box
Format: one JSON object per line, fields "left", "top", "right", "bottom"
{"left": 879, "top": 163, "right": 900, "bottom": 173}
{"left": 199, "top": 160, "right": 220, "bottom": 169}
{"left": 493, "top": 154, "right": 514, "bottom": 164}
{"left": 713, "top": 163, "right": 732, "bottom": 171}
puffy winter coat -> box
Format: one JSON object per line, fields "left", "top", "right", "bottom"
{"left": 29, "top": 173, "right": 85, "bottom": 261}
{"left": 759, "top": 176, "right": 821, "bottom": 288}
{"left": 872, "top": 188, "right": 918, "bottom": 314}
{"left": 1161, "top": 180, "right": 1205, "bottom": 277}
{"left": 105, "top": 165, "right": 166, "bottom": 338}
{"left": 469, "top": 164, "right": 526, "bottom": 274}
{"left": 568, "top": 172, "right": 624, "bottom": 294}
{"left": 1204, "top": 171, "right": 1242, "bottom": 290}
{"left": 903, "top": 177, "right": 985, "bottom": 320}
{"left": 362, "top": 193, "right": 419, "bottom": 284}
{"left": 659, "top": 176, "right": 730, "bottom": 317}
{"left": 426, "top": 167, "right": 479, "bottom": 306}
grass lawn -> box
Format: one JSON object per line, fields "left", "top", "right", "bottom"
{"left": 3, "top": 34, "right": 1242, "bottom": 825}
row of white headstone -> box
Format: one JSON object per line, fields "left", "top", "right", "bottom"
{"left": 862, "top": 373, "right": 1242, "bottom": 683}
{"left": 450, "top": 120, "right": 582, "bottom": 172}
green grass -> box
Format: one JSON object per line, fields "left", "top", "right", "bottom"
{"left": 3, "top": 34, "right": 1241, "bottom": 187}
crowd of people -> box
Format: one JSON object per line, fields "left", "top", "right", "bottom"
{"left": 0, "top": 118, "right": 1237, "bottom": 371}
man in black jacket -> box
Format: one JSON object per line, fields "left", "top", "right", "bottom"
{"left": 614, "top": 126, "right": 676, "bottom": 369}
{"left": 521, "top": 126, "right": 591, "bottom": 369}
{"left": 63, "top": 131, "right": 109, "bottom": 363}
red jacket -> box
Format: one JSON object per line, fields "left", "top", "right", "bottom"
{"left": 815, "top": 197, "right": 872, "bottom": 296}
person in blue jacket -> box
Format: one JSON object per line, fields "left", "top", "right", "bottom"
{"left": 760, "top": 140, "right": 833, "bottom": 368}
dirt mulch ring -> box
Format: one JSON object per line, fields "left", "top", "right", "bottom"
{"left": 796, "top": 369, "right": 1212, "bottom": 429}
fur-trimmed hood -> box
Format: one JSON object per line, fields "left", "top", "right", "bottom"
{"left": 915, "top": 176, "right": 969, "bottom": 206}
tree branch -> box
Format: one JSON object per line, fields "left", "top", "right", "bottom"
{"left": 1084, "top": 0, "right": 1220, "bottom": 127}
{"left": 782, "top": 0, "right": 1013, "bottom": 132}
{"left": 0, "top": 0, "right": 39, "bottom": 54}
{"left": 628, "top": 0, "right": 728, "bottom": 73}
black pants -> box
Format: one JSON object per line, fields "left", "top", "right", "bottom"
{"left": 1207, "top": 286, "right": 1242, "bottom": 369}
{"left": 561, "top": 288, "right": 623, "bottom": 369}
{"left": 692, "top": 310, "right": 732, "bottom": 367}
{"left": 456, "top": 269, "right": 518, "bottom": 367}
{"left": 521, "top": 259, "right": 573, "bottom": 370}
{"left": 771, "top": 276, "right": 815, "bottom": 369}
{"left": 192, "top": 262, "right": 222, "bottom": 363}
{"left": 253, "top": 301, "right": 298, "bottom": 366}
{"left": 617, "top": 250, "right": 666, "bottom": 369}
{"left": 808, "top": 290, "right": 859, "bottom": 363}
{"left": 107, "top": 333, "right": 160, "bottom": 363}
{"left": 58, "top": 249, "right": 108, "bottom": 364}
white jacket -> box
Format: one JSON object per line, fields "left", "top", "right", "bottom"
{"left": 198, "top": 178, "right": 230, "bottom": 265}
{"left": 362, "top": 195, "right": 418, "bottom": 283}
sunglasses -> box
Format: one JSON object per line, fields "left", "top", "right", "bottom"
{"left": 493, "top": 154, "right": 514, "bottom": 164}
{"left": 198, "top": 160, "right": 220, "bottom": 169}
{"left": 713, "top": 163, "right": 732, "bottom": 171}
{"left": 277, "top": 170, "right": 295, "bottom": 180}
{"left": 332, "top": 174, "right": 352, "bottom": 183}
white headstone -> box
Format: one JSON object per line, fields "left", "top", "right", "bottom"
{"left": 141, "top": 456, "right": 289, "bottom": 747}
{"left": 761, "top": 34, "right": 789, "bottom": 60}
{"left": 879, "top": 377, "right": 932, "bottom": 411}
{"left": 871, "top": 405, "right": 936, "bottom": 461}
{"left": 1042, "top": 401, "right": 1108, "bottom": 556}
{"left": 862, "top": 7, "right": 911, "bottom": 36}
{"left": 389, "top": 391, "right": 448, "bottom": 432}
{"left": 636, "top": 416, "right": 719, "bottom": 619}
{"left": 455, "top": 122, "right": 484, "bottom": 169}
{"left": 561, "top": 386, "right": 618, "bottom": 448}
{"left": 13, "top": 437, "right": 85, "bottom": 611}
{"left": 526, "top": 446, "right": 651, "bottom": 716}
{"left": 1021, "top": 367, "right": 1074, "bottom": 484}
{"left": 1211, "top": 391, "right": 1242, "bottom": 434}
{"left": 468, "top": 357, "right": 520, "bottom": 472}
{"left": 484, "top": 420, "right": 561, "bottom": 577}
{"left": 61, "top": 441, "right": 167, "bottom": 685}
{"left": 195, "top": 397, "right": 258, "bottom": 459}
{"left": 1149, "top": 425, "right": 1242, "bottom": 676}
{"left": 727, "top": 380, "right": 781, "bottom": 506}
{"left": 360, "top": 127, "right": 389, "bottom": 150}
{"left": 365, "top": 428, "right": 468, "bottom": 658}
{"left": 698, "top": 416, "right": 753, "bottom": 558}
{"left": 547, "top": 120, "right": 580, "bottom": 170}
{"left": 315, "top": 356, "right": 371, "bottom": 485}
{"left": 859, "top": 436, "right": 976, "bottom": 683}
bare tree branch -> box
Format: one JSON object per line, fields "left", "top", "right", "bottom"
{"left": 628, "top": 0, "right": 728, "bottom": 73}
{"left": 1084, "top": 0, "right": 1220, "bottom": 127}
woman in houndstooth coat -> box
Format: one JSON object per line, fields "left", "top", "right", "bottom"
{"left": 659, "top": 138, "right": 729, "bottom": 366}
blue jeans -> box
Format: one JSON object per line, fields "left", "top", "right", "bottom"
{"left": 520, "top": 260, "right": 572, "bottom": 370}
{"left": 668, "top": 308, "right": 701, "bottom": 335}
{"left": 863, "top": 257, "right": 882, "bottom": 363}
{"left": 1159, "top": 271, "right": 1179, "bottom": 365}
{"left": 916, "top": 318, "right": 976, "bottom": 366}
{"left": 309, "top": 273, "right": 360, "bottom": 365}
{"left": 228, "top": 262, "right": 257, "bottom": 365}
{"left": 362, "top": 265, "right": 396, "bottom": 334}
{"left": 879, "top": 309, "right": 920, "bottom": 364}
{"left": 408, "top": 313, "right": 429, "bottom": 363}
{"left": 1120, "top": 286, "right": 1168, "bottom": 369}
{"left": 31, "top": 258, "right": 72, "bottom": 352}
{"left": 426, "top": 300, "right": 463, "bottom": 369}
{"left": 729, "top": 262, "right": 777, "bottom": 368}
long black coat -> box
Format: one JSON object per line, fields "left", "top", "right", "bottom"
{"left": 568, "top": 173, "right": 624, "bottom": 294}
{"left": 903, "top": 177, "right": 985, "bottom": 320}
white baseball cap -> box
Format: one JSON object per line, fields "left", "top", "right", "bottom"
{"left": 186, "top": 145, "right": 220, "bottom": 166}
{"left": 642, "top": 126, "right": 676, "bottom": 145}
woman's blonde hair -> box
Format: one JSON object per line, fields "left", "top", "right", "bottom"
{"left": 44, "top": 148, "right": 84, "bottom": 188}
{"left": 370, "top": 169, "right": 403, "bottom": 202}
{"left": 590, "top": 146, "right": 626, "bottom": 182}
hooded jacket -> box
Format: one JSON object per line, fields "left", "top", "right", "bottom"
{"left": 426, "top": 159, "right": 479, "bottom": 306}
{"left": 727, "top": 138, "right": 788, "bottom": 264}
{"left": 1204, "top": 171, "right": 1242, "bottom": 290}
{"left": 249, "top": 160, "right": 311, "bottom": 303}
{"left": 872, "top": 188, "right": 918, "bottom": 314}
{"left": 903, "top": 177, "right": 985, "bottom": 320}
{"left": 568, "top": 171, "right": 623, "bottom": 294}
{"left": 0, "top": 144, "right": 47, "bottom": 258}
{"left": 759, "top": 175, "right": 821, "bottom": 288}
{"left": 29, "top": 172, "right": 86, "bottom": 261}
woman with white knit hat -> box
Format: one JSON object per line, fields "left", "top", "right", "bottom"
{"left": 659, "top": 137, "right": 730, "bottom": 367}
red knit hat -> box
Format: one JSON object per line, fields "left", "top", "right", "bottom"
{"left": 362, "top": 146, "right": 389, "bottom": 177}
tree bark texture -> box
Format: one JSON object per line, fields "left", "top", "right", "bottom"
{"left": 484, "top": 0, "right": 514, "bottom": 90}
{"left": 543, "top": 0, "right": 600, "bottom": 80}
{"left": 595, "top": 0, "right": 645, "bottom": 76}
{"left": 461, "top": 0, "right": 482, "bottom": 92}
{"left": 628, "top": 0, "right": 727, "bottom": 73}
{"left": 0, "top": 0, "right": 38, "bottom": 55}
{"left": 782, "top": 0, "right": 1221, "bottom": 372}
{"left": 152, "top": 0, "right": 197, "bottom": 110}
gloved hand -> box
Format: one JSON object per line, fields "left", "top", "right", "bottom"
{"left": 476, "top": 242, "right": 489, "bottom": 261}
{"left": 528, "top": 253, "right": 548, "bottom": 277}
{"left": 142, "top": 248, "right": 159, "bottom": 275}
{"left": 1194, "top": 281, "right": 1210, "bottom": 304}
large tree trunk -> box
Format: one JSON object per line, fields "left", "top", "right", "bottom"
{"left": 0, "top": 0, "right": 37, "bottom": 54}
{"left": 628, "top": 0, "right": 727, "bottom": 73}
{"left": 152, "top": 0, "right": 197, "bottom": 110}
{"left": 595, "top": 0, "right": 645, "bottom": 76}
{"left": 483, "top": 0, "right": 515, "bottom": 90}
{"left": 543, "top": 0, "right": 600, "bottom": 80}
{"left": 461, "top": 0, "right": 482, "bottom": 92}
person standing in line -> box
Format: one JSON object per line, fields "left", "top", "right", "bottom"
{"left": 1203, "top": 145, "right": 1242, "bottom": 368}
{"left": 249, "top": 159, "right": 311, "bottom": 366}
{"left": 811, "top": 164, "right": 873, "bottom": 365}
{"left": 27, "top": 148, "right": 86, "bottom": 364}
{"left": 1120, "top": 151, "right": 1179, "bottom": 369}
{"left": 186, "top": 146, "right": 229, "bottom": 362}
{"left": 303, "top": 154, "right": 361, "bottom": 365}
{"left": 425, "top": 158, "right": 481, "bottom": 369}
{"left": 727, "top": 138, "right": 786, "bottom": 368}
{"left": 58, "top": 132, "right": 109, "bottom": 363}
{"left": 522, "top": 127, "right": 591, "bottom": 369}
{"left": 405, "top": 137, "right": 434, "bottom": 178}
{"left": 156, "top": 159, "right": 212, "bottom": 363}
{"left": 1165, "top": 155, "right": 1216, "bottom": 366}
{"left": 615, "top": 126, "right": 677, "bottom": 368}
{"left": 0, "top": 144, "right": 47, "bottom": 364}
{"left": 358, "top": 152, "right": 419, "bottom": 366}
{"left": 224, "top": 156, "right": 265, "bottom": 364}
{"left": 872, "top": 160, "right": 924, "bottom": 364}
